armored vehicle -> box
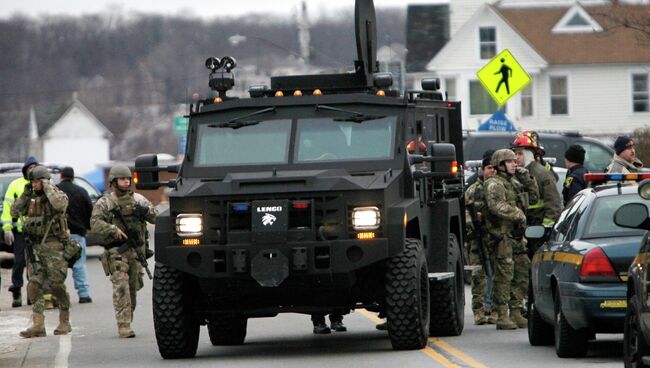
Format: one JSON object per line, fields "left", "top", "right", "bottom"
{"left": 135, "top": 0, "right": 466, "bottom": 359}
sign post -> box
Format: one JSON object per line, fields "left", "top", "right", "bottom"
{"left": 476, "top": 49, "right": 532, "bottom": 106}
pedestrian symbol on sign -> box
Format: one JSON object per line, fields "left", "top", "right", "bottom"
{"left": 494, "top": 58, "right": 512, "bottom": 95}
{"left": 476, "top": 49, "right": 531, "bottom": 106}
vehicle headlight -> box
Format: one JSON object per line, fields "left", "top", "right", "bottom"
{"left": 176, "top": 214, "right": 203, "bottom": 237}
{"left": 352, "top": 206, "right": 381, "bottom": 230}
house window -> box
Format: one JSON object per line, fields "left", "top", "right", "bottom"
{"left": 470, "top": 80, "right": 498, "bottom": 115}
{"left": 479, "top": 27, "right": 496, "bottom": 60}
{"left": 521, "top": 84, "right": 533, "bottom": 117}
{"left": 550, "top": 76, "right": 568, "bottom": 115}
{"left": 445, "top": 78, "right": 457, "bottom": 100}
{"left": 633, "top": 73, "right": 649, "bottom": 113}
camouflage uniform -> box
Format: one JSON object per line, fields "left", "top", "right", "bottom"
{"left": 464, "top": 177, "right": 492, "bottom": 324}
{"left": 484, "top": 150, "right": 531, "bottom": 330}
{"left": 91, "top": 189, "right": 156, "bottom": 337}
{"left": 11, "top": 167, "right": 71, "bottom": 337}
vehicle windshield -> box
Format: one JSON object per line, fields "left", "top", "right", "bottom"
{"left": 295, "top": 116, "right": 396, "bottom": 163}
{"left": 583, "top": 194, "right": 650, "bottom": 238}
{"left": 196, "top": 119, "right": 292, "bottom": 166}
{"left": 194, "top": 115, "right": 397, "bottom": 167}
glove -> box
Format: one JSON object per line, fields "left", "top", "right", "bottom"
{"left": 4, "top": 230, "right": 14, "bottom": 245}
{"left": 515, "top": 167, "right": 533, "bottom": 184}
{"left": 133, "top": 204, "right": 150, "bottom": 220}
{"left": 24, "top": 183, "right": 33, "bottom": 195}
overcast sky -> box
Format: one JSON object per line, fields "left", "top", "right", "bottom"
{"left": 0, "top": 0, "right": 449, "bottom": 19}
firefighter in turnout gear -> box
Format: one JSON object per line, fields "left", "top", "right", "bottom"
{"left": 484, "top": 149, "right": 536, "bottom": 330}
{"left": 11, "top": 166, "right": 72, "bottom": 338}
{"left": 511, "top": 133, "right": 561, "bottom": 251}
{"left": 91, "top": 165, "right": 157, "bottom": 338}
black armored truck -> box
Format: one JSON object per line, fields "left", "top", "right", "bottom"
{"left": 135, "top": 0, "right": 466, "bottom": 359}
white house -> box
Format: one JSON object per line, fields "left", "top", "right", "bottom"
{"left": 422, "top": 1, "right": 650, "bottom": 135}
{"left": 29, "top": 94, "right": 112, "bottom": 175}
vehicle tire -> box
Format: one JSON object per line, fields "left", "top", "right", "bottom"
{"left": 385, "top": 238, "right": 430, "bottom": 350}
{"left": 207, "top": 315, "right": 248, "bottom": 346}
{"left": 624, "top": 297, "right": 650, "bottom": 368}
{"left": 528, "top": 300, "right": 554, "bottom": 346}
{"left": 429, "top": 234, "right": 465, "bottom": 337}
{"left": 153, "top": 263, "right": 200, "bottom": 359}
{"left": 553, "top": 287, "right": 588, "bottom": 358}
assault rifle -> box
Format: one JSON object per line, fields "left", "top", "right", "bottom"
{"left": 111, "top": 208, "right": 153, "bottom": 279}
{"left": 467, "top": 191, "right": 493, "bottom": 279}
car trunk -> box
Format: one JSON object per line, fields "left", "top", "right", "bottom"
{"left": 587, "top": 236, "right": 643, "bottom": 276}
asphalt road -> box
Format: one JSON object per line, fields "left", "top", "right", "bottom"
{"left": 0, "top": 248, "right": 624, "bottom": 368}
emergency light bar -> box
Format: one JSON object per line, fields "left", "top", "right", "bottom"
{"left": 584, "top": 173, "right": 650, "bottom": 182}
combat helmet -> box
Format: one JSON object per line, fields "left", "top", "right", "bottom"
{"left": 491, "top": 149, "right": 517, "bottom": 167}
{"left": 29, "top": 166, "right": 51, "bottom": 181}
{"left": 108, "top": 165, "right": 132, "bottom": 182}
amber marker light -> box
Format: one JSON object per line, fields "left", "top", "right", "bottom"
{"left": 294, "top": 90, "right": 303, "bottom": 96}
{"left": 313, "top": 89, "right": 322, "bottom": 95}
{"left": 451, "top": 161, "right": 459, "bottom": 175}
{"left": 182, "top": 238, "right": 200, "bottom": 246}
{"left": 275, "top": 91, "right": 284, "bottom": 97}
{"left": 356, "top": 232, "right": 376, "bottom": 240}
{"left": 133, "top": 172, "right": 139, "bottom": 185}
{"left": 213, "top": 97, "right": 223, "bottom": 103}
{"left": 403, "top": 213, "right": 408, "bottom": 228}
{"left": 376, "top": 90, "right": 386, "bottom": 96}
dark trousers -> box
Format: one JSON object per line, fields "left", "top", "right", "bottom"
{"left": 311, "top": 314, "right": 343, "bottom": 325}
{"left": 9, "top": 231, "right": 26, "bottom": 292}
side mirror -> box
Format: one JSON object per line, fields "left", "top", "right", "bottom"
{"left": 639, "top": 179, "right": 650, "bottom": 200}
{"left": 134, "top": 154, "right": 179, "bottom": 190}
{"left": 525, "top": 225, "right": 546, "bottom": 239}
{"left": 614, "top": 203, "right": 650, "bottom": 230}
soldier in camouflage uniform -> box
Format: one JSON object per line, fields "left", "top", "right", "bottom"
{"left": 91, "top": 165, "right": 157, "bottom": 338}
{"left": 465, "top": 150, "right": 496, "bottom": 325}
{"left": 484, "top": 149, "right": 537, "bottom": 330}
{"left": 11, "top": 166, "right": 72, "bottom": 338}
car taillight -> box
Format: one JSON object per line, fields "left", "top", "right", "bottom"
{"left": 579, "top": 247, "right": 616, "bottom": 278}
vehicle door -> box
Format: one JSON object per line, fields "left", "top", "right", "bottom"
{"left": 534, "top": 194, "right": 586, "bottom": 317}
{"left": 577, "top": 140, "right": 613, "bottom": 172}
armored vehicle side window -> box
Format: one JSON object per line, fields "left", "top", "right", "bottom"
{"left": 295, "top": 116, "right": 396, "bottom": 162}
{"left": 196, "top": 119, "right": 292, "bottom": 166}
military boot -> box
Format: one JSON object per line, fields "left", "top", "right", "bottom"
{"left": 20, "top": 313, "right": 46, "bottom": 338}
{"left": 473, "top": 309, "right": 488, "bottom": 325}
{"left": 510, "top": 308, "right": 528, "bottom": 328}
{"left": 495, "top": 306, "right": 517, "bottom": 330}
{"left": 487, "top": 309, "right": 498, "bottom": 325}
{"left": 54, "top": 310, "right": 72, "bottom": 335}
{"left": 118, "top": 323, "right": 135, "bottom": 338}
{"left": 11, "top": 288, "right": 22, "bottom": 308}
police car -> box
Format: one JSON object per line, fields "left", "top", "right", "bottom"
{"left": 526, "top": 173, "right": 650, "bottom": 358}
{"left": 613, "top": 178, "right": 650, "bottom": 368}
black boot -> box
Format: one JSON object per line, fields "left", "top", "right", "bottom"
{"left": 313, "top": 322, "right": 331, "bottom": 334}
{"left": 11, "top": 288, "right": 22, "bottom": 308}
{"left": 330, "top": 320, "right": 347, "bottom": 332}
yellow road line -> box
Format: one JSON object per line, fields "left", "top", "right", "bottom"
{"left": 429, "top": 338, "right": 487, "bottom": 368}
{"left": 358, "top": 309, "right": 484, "bottom": 368}
{"left": 420, "top": 347, "right": 462, "bottom": 368}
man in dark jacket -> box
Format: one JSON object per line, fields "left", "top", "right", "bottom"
{"left": 57, "top": 167, "right": 93, "bottom": 303}
{"left": 563, "top": 145, "right": 587, "bottom": 206}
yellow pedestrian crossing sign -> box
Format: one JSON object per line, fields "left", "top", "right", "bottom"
{"left": 476, "top": 49, "right": 531, "bottom": 106}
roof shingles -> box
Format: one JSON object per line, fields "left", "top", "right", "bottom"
{"left": 495, "top": 4, "right": 650, "bottom": 65}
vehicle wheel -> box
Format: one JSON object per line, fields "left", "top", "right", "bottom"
{"left": 553, "top": 287, "right": 588, "bottom": 358}
{"left": 528, "top": 300, "right": 554, "bottom": 346}
{"left": 429, "top": 234, "right": 465, "bottom": 337}
{"left": 153, "top": 263, "right": 200, "bottom": 359}
{"left": 384, "top": 238, "right": 430, "bottom": 350}
{"left": 207, "top": 315, "right": 248, "bottom": 346}
{"left": 624, "top": 298, "right": 650, "bottom": 368}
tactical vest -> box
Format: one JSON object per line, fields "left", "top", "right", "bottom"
{"left": 485, "top": 174, "right": 527, "bottom": 234}
{"left": 109, "top": 193, "right": 147, "bottom": 247}
{"left": 23, "top": 194, "right": 69, "bottom": 241}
